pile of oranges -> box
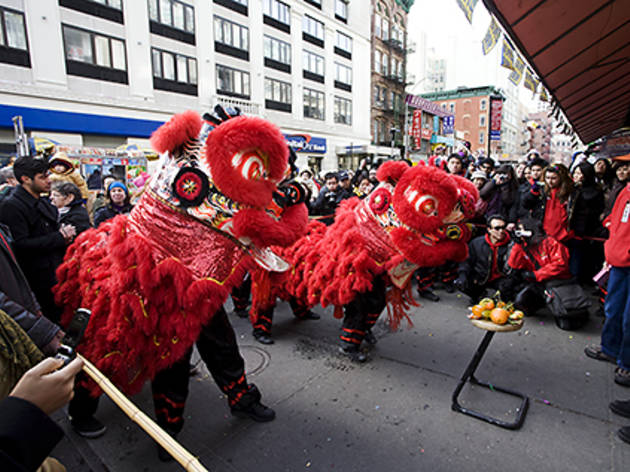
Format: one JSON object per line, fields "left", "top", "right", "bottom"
{"left": 468, "top": 296, "right": 524, "bottom": 326}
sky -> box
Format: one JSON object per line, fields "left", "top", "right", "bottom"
{"left": 407, "top": 0, "right": 539, "bottom": 111}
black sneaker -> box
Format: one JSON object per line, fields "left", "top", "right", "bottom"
{"left": 301, "top": 310, "right": 320, "bottom": 320}
{"left": 338, "top": 345, "right": 368, "bottom": 363}
{"left": 418, "top": 289, "right": 440, "bottom": 302}
{"left": 619, "top": 426, "right": 630, "bottom": 445}
{"left": 70, "top": 416, "right": 107, "bottom": 439}
{"left": 363, "top": 330, "right": 377, "bottom": 345}
{"left": 253, "top": 330, "right": 274, "bottom": 345}
{"left": 231, "top": 402, "right": 276, "bottom": 422}
{"left": 610, "top": 400, "right": 630, "bottom": 418}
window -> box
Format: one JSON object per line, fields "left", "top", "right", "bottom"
{"left": 334, "top": 96, "right": 351, "bottom": 125}
{"left": 216, "top": 64, "right": 250, "bottom": 98}
{"left": 63, "top": 25, "right": 126, "bottom": 70}
{"left": 152, "top": 48, "right": 196, "bottom": 84}
{"left": 374, "top": 50, "right": 381, "bottom": 73}
{"left": 449, "top": 103, "right": 455, "bottom": 113}
{"left": 305, "top": 0, "right": 321, "bottom": 7}
{"left": 381, "top": 18, "right": 388, "bottom": 40}
{"left": 303, "top": 50, "right": 324, "bottom": 76}
{"left": 479, "top": 115, "right": 486, "bottom": 127}
{"left": 391, "top": 23, "right": 402, "bottom": 43}
{"left": 303, "top": 15, "right": 324, "bottom": 41}
{"left": 374, "top": 14, "right": 382, "bottom": 38}
{"left": 214, "top": 16, "right": 249, "bottom": 51}
{"left": 90, "top": 0, "right": 122, "bottom": 8}
{"left": 0, "top": 8, "right": 27, "bottom": 51}
{"left": 392, "top": 58, "right": 400, "bottom": 78}
{"left": 335, "top": 0, "right": 348, "bottom": 21}
{"left": 304, "top": 88, "right": 324, "bottom": 120}
{"left": 265, "top": 77, "right": 291, "bottom": 104}
{"left": 480, "top": 99, "right": 487, "bottom": 110}
{"left": 148, "top": 0, "right": 194, "bottom": 33}
{"left": 335, "top": 31, "right": 352, "bottom": 54}
{"left": 382, "top": 53, "right": 389, "bottom": 76}
{"left": 263, "top": 0, "right": 290, "bottom": 25}
{"left": 479, "top": 131, "right": 485, "bottom": 144}
{"left": 264, "top": 35, "right": 291, "bottom": 65}
{"left": 335, "top": 62, "right": 351, "bottom": 85}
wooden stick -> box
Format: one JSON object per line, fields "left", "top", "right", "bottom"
{"left": 77, "top": 354, "right": 209, "bottom": 472}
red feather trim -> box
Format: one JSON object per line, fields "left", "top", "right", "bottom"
{"left": 384, "top": 284, "right": 418, "bottom": 331}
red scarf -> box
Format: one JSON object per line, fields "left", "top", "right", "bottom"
{"left": 485, "top": 232, "right": 510, "bottom": 281}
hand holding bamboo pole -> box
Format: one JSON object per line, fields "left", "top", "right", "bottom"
{"left": 78, "top": 354, "right": 208, "bottom": 472}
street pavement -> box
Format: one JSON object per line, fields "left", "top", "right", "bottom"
{"left": 51, "top": 289, "right": 630, "bottom": 471}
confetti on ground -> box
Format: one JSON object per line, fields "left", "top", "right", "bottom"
{"left": 429, "top": 333, "right": 433, "bottom": 336}
{"left": 524, "top": 330, "right": 530, "bottom": 335}
{"left": 539, "top": 322, "right": 544, "bottom": 325}
{"left": 542, "top": 399, "right": 550, "bottom": 405}
{"left": 306, "top": 462, "right": 311, "bottom": 467}
{"left": 420, "top": 448, "right": 425, "bottom": 453}
{"left": 375, "top": 405, "right": 380, "bottom": 410}
{"left": 569, "top": 335, "right": 573, "bottom": 339}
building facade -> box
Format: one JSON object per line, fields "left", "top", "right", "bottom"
{"left": 421, "top": 86, "right": 505, "bottom": 158}
{"left": 0, "top": 0, "right": 372, "bottom": 173}
{"left": 366, "top": 0, "right": 413, "bottom": 166}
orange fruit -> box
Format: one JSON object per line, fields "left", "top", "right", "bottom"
{"left": 470, "top": 305, "right": 484, "bottom": 319}
{"left": 479, "top": 298, "right": 495, "bottom": 311}
{"left": 490, "top": 308, "right": 509, "bottom": 325}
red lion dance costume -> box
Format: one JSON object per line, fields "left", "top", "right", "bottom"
{"left": 54, "top": 107, "right": 308, "bottom": 451}
{"left": 251, "top": 161, "right": 478, "bottom": 361}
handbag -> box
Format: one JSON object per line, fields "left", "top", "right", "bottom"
{"left": 593, "top": 265, "right": 610, "bottom": 290}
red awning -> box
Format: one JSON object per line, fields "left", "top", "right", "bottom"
{"left": 484, "top": 0, "right": 630, "bottom": 144}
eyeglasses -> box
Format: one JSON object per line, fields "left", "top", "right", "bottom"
{"left": 490, "top": 225, "right": 506, "bottom": 230}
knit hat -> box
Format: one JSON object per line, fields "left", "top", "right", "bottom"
{"left": 471, "top": 170, "right": 488, "bottom": 181}
{"left": 108, "top": 181, "right": 128, "bottom": 195}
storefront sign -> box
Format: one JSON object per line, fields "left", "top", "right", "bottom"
{"left": 406, "top": 94, "right": 450, "bottom": 118}
{"left": 421, "top": 128, "right": 433, "bottom": 140}
{"left": 284, "top": 134, "right": 327, "bottom": 153}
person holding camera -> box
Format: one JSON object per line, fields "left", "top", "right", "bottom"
{"left": 506, "top": 218, "right": 572, "bottom": 316}
{"left": 311, "top": 172, "right": 343, "bottom": 225}
{"left": 454, "top": 214, "right": 515, "bottom": 303}
{"left": 479, "top": 165, "right": 520, "bottom": 222}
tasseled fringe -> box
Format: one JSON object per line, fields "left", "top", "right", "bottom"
{"left": 250, "top": 268, "right": 274, "bottom": 321}
{"left": 333, "top": 305, "right": 344, "bottom": 319}
{"left": 385, "top": 284, "right": 418, "bottom": 331}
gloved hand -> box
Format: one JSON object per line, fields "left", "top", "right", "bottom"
{"left": 273, "top": 181, "right": 307, "bottom": 208}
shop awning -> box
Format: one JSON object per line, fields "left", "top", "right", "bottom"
{"left": 483, "top": 0, "right": 630, "bottom": 144}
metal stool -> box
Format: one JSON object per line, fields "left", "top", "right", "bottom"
{"left": 451, "top": 319, "right": 529, "bottom": 430}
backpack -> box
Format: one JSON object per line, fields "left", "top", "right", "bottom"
{"left": 544, "top": 279, "right": 591, "bottom": 330}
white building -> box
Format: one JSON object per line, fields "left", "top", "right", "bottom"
{"left": 0, "top": 0, "right": 371, "bottom": 172}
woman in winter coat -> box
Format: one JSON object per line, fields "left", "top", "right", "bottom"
{"left": 603, "top": 160, "right": 630, "bottom": 218}
{"left": 93, "top": 181, "right": 133, "bottom": 228}
{"left": 522, "top": 163, "right": 574, "bottom": 243}
{"left": 569, "top": 162, "right": 605, "bottom": 284}
{"left": 49, "top": 182, "right": 91, "bottom": 238}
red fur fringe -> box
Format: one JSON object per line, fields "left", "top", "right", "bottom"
{"left": 150, "top": 110, "right": 202, "bottom": 154}
{"left": 54, "top": 215, "right": 250, "bottom": 397}
{"left": 232, "top": 203, "right": 308, "bottom": 248}
{"left": 385, "top": 284, "right": 418, "bottom": 331}
{"left": 376, "top": 160, "right": 410, "bottom": 183}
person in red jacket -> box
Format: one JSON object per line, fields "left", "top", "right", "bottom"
{"left": 507, "top": 217, "right": 572, "bottom": 315}
{"left": 583, "top": 180, "right": 630, "bottom": 444}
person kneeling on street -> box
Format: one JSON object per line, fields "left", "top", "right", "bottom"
{"left": 506, "top": 218, "right": 572, "bottom": 316}
{"left": 454, "top": 214, "right": 515, "bottom": 303}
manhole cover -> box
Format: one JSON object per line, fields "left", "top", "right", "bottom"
{"left": 239, "top": 345, "right": 271, "bottom": 376}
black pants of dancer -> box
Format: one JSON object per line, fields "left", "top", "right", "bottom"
{"left": 415, "top": 267, "right": 437, "bottom": 292}
{"left": 70, "top": 306, "right": 259, "bottom": 435}
{"left": 253, "top": 298, "right": 309, "bottom": 335}
{"left": 340, "top": 276, "right": 387, "bottom": 347}
{"left": 231, "top": 274, "right": 251, "bottom": 312}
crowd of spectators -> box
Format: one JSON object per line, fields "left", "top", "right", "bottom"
{"left": 0, "top": 146, "right": 629, "bottom": 469}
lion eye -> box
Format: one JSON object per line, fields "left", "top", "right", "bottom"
{"left": 232, "top": 150, "right": 267, "bottom": 180}
{"left": 416, "top": 195, "right": 438, "bottom": 216}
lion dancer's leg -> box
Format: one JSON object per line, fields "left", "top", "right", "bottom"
{"left": 230, "top": 272, "right": 251, "bottom": 318}
{"left": 197, "top": 306, "right": 275, "bottom": 422}
{"left": 151, "top": 349, "right": 192, "bottom": 462}
{"left": 289, "top": 298, "right": 321, "bottom": 321}
{"left": 339, "top": 276, "right": 387, "bottom": 363}
{"left": 415, "top": 267, "right": 440, "bottom": 302}
{"left": 252, "top": 304, "right": 275, "bottom": 345}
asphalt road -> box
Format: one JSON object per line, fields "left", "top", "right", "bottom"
{"left": 52, "top": 289, "right": 630, "bottom": 471}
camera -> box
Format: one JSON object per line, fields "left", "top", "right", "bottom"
{"left": 55, "top": 308, "right": 91, "bottom": 367}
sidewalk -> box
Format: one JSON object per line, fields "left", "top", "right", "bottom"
{"left": 52, "top": 290, "right": 629, "bottom": 471}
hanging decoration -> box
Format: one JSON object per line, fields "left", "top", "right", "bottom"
{"left": 456, "top": 0, "right": 479, "bottom": 24}
{"left": 481, "top": 17, "right": 501, "bottom": 55}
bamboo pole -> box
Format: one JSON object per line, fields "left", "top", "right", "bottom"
{"left": 77, "top": 354, "right": 208, "bottom": 472}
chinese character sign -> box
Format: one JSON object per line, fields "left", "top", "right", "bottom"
{"left": 443, "top": 115, "right": 455, "bottom": 134}
{"left": 490, "top": 99, "right": 503, "bottom": 141}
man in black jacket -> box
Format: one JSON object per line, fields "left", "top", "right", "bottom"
{"left": 0, "top": 224, "right": 63, "bottom": 356}
{"left": 0, "top": 156, "right": 75, "bottom": 324}
{"left": 454, "top": 214, "right": 515, "bottom": 302}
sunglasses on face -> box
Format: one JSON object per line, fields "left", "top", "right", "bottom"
{"left": 490, "top": 225, "right": 506, "bottom": 230}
